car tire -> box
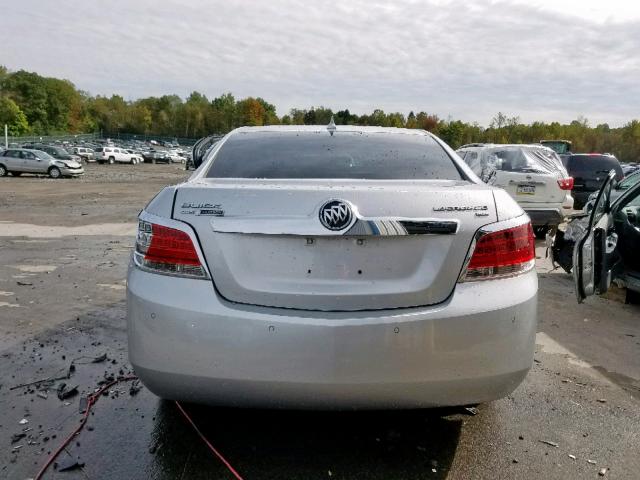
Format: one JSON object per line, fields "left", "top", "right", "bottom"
{"left": 108, "top": 157, "right": 115, "bottom": 165}
{"left": 0, "top": 164, "right": 8, "bottom": 177}
{"left": 10, "top": 171, "right": 22, "bottom": 177}
{"left": 48, "top": 167, "right": 62, "bottom": 179}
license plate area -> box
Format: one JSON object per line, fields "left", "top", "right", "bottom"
{"left": 219, "top": 233, "right": 428, "bottom": 282}
{"left": 517, "top": 184, "right": 536, "bottom": 195}
{"left": 302, "top": 236, "right": 389, "bottom": 278}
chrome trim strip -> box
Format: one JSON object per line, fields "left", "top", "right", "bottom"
{"left": 210, "top": 215, "right": 460, "bottom": 236}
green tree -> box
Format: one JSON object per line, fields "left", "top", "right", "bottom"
{"left": 289, "top": 108, "right": 306, "bottom": 125}
{"left": 211, "top": 93, "right": 236, "bottom": 132}
{"left": 1, "top": 70, "right": 48, "bottom": 131}
{"left": 0, "top": 96, "right": 29, "bottom": 135}
{"left": 335, "top": 109, "right": 357, "bottom": 125}
{"left": 406, "top": 111, "right": 417, "bottom": 129}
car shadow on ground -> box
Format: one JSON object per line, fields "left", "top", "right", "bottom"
{"left": 150, "top": 400, "right": 465, "bottom": 480}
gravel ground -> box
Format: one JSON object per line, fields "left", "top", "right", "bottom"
{"left": 1, "top": 163, "right": 639, "bottom": 479}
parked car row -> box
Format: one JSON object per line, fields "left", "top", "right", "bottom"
{"left": 2, "top": 137, "right": 192, "bottom": 167}
{"left": 0, "top": 137, "right": 195, "bottom": 178}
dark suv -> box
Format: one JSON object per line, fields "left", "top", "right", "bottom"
{"left": 562, "top": 154, "right": 624, "bottom": 209}
{"left": 26, "top": 144, "right": 82, "bottom": 164}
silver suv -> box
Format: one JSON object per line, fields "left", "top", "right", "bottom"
{"left": 457, "top": 144, "right": 574, "bottom": 236}
{"left": 0, "top": 148, "right": 84, "bottom": 178}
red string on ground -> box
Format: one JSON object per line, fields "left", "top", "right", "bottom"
{"left": 175, "top": 400, "right": 245, "bottom": 480}
{"left": 33, "top": 375, "right": 139, "bottom": 480}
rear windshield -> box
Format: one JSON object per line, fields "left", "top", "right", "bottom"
{"left": 565, "top": 155, "right": 623, "bottom": 180}
{"left": 206, "top": 131, "right": 463, "bottom": 180}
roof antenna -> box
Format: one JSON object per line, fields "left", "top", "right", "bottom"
{"left": 327, "top": 116, "right": 336, "bottom": 136}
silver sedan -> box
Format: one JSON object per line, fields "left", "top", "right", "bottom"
{"left": 0, "top": 148, "right": 84, "bottom": 178}
{"left": 127, "top": 125, "right": 537, "bottom": 408}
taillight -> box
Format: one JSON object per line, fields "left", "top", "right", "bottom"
{"left": 460, "top": 221, "right": 535, "bottom": 282}
{"left": 557, "top": 177, "right": 574, "bottom": 190}
{"left": 133, "top": 219, "right": 208, "bottom": 278}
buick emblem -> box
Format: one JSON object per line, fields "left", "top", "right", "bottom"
{"left": 319, "top": 200, "right": 353, "bottom": 231}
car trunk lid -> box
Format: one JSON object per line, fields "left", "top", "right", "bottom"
{"left": 173, "top": 179, "right": 498, "bottom": 311}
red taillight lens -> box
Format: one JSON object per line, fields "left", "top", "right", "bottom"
{"left": 145, "top": 224, "right": 200, "bottom": 265}
{"left": 461, "top": 222, "right": 535, "bottom": 281}
{"left": 557, "top": 177, "right": 574, "bottom": 190}
{"left": 134, "top": 220, "right": 208, "bottom": 278}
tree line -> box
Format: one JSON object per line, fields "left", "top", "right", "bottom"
{"left": 1, "top": 66, "right": 639, "bottom": 161}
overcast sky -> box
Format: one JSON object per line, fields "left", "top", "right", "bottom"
{"left": 2, "top": 0, "right": 639, "bottom": 126}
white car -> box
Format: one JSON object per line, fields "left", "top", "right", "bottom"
{"left": 94, "top": 147, "right": 141, "bottom": 164}
{"left": 456, "top": 144, "right": 574, "bottom": 236}
{"left": 166, "top": 150, "right": 185, "bottom": 163}
{"left": 124, "top": 150, "right": 144, "bottom": 164}
{"left": 127, "top": 125, "right": 538, "bottom": 408}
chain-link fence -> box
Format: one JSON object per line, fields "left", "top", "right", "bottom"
{"left": 5, "top": 132, "right": 100, "bottom": 146}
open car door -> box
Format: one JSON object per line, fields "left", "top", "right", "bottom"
{"left": 573, "top": 170, "right": 618, "bottom": 302}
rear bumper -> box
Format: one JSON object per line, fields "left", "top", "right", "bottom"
{"left": 521, "top": 194, "right": 573, "bottom": 226}
{"left": 127, "top": 268, "right": 538, "bottom": 409}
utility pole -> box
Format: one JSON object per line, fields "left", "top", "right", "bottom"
{"left": 4, "top": 124, "right": 7, "bottom": 149}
